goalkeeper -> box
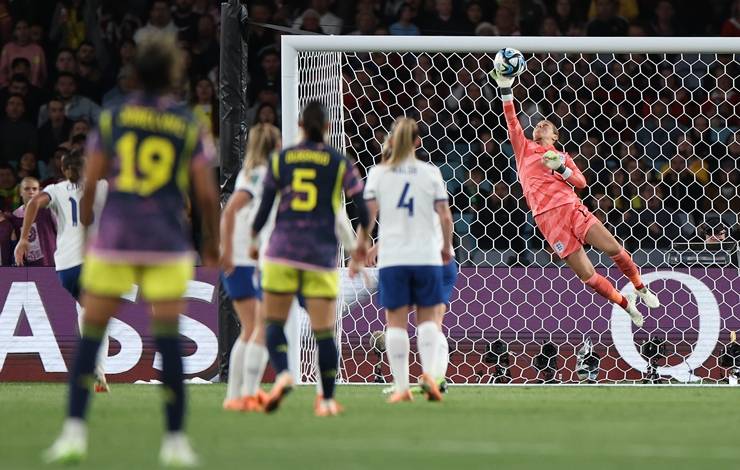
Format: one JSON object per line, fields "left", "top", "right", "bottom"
{"left": 490, "top": 69, "right": 659, "bottom": 326}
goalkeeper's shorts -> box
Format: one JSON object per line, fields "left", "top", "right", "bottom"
{"left": 535, "top": 202, "right": 598, "bottom": 259}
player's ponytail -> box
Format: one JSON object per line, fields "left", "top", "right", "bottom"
{"left": 243, "top": 123, "right": 281, "bottom": 178}
{"left": 61, "top": 149, "right": 84, "bottom": 185}
{"left": 388, "top": 117, "right": 418, "bottom": 167}
{"left": 300, "top": 101, "right": 328, "bottom": 143}
{"left": 380, "top": 133, "right": 392, "bottom": 162}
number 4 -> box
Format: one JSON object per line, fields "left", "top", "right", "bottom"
{"left": 397, "top": 182, "right": 414, "bottom": 216}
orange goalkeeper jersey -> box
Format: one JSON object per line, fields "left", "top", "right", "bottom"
{"left": 503, "top": 98, "right": 587, "bottom": 217}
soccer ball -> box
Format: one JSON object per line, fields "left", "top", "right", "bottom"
{"left": 494, "top": 47, "right": 526, "bottom": 78}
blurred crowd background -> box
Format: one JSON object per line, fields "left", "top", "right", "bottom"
{"left": 0, "top": 0, "right": 738, "bottom": 267}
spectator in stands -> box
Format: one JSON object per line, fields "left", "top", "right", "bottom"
{"left": 49, "top": 0, "right": 87, "bottom": 50}
{"left": 41, "top": 147, "right": 67, "bottom": 186}
{"left": 37, "top": 73, "right": 100, "bottom": 126}
{"left": 245, "top": 88, "right": 280, "bottom": 128}
{"left": 420, "top": 0, "right": 466, "bottom": 35}
{"left": 636, "top": 100, "right": 681, "bottom": 167}
{"left": 190, "top": 13, "right": 219, "bottom": 77}
{"left": 249, "top": 47, "right": 280, "bottom": 105}
{"left": 462, "top": 1, "right": 484, "bottom": 34}
{"left": 293, "top": 0, "right": 342, "bottom": 35}
{"left": 586, "top": 0, "right": 628, "bottom": 36}
{"left": 0, "top": 73, "right": 45, "bottom": 124}
{"left": 68, "top": 119, "right": 90, "bottom": 142}
{"left": 76, "top": 40, "right": 103, "bottom": 102}
{"left": 0, "top": 162, "right": 20, "bottom": 212}
{"left": 627, "top": 21, "right": 648, "bottom": 36}
{"left": 588, "top": 0, "right": 639, "bottom": 21}
{"left": 474, "top": 22, "right": 495, "bottom": 35}
{"left": 102, "top": 65, "right": 135, "bottom": 107}
{"left": 172, "top": 0, "right": 199, "bottom": 43}
{"left": 0, "top": 1, "right": 11, "bottom": 45}
{"left": 11, "top": 176, "right": 56, "bottom": 266}
{"left": 17, "top": 152, "right": 41, "bottom": 179}
{"left": 390, "top": 4, "right": 421, "bottom": 36}
{"left": 134, "top": 0, "right": 178, "bottom": 43}
{"left": 492, "top": 6, "right": 520, "bottom": 36}
{"left": 454, "top": 167, "right": 493, "bottom": 251}
{"left": 636, "top": 184, "right": 681, "bottom": 250}
{"left": 0, "top": 94, "right": 36, "bottom": 164}
{"left": 720, "top": 0, "right": 740, "bottom": 36}
{"left": 247, "top": 1, "right": 277, "bottom": 77}
{"left": 658, "top": 148, "right": 706, "bottom": 214}
{"left": 489, "top": 180, "right": 527, "bottom": 253}
{"left": 0, "top": 208, "right": 14, "bottom": 266}
{"left": 297, "top": 8, "right": 324, "bottom": 34}
{"left": 37, "top": 97, "right": 72, "bottom": 163}
{"left": 190, "top": 77, "right": 218, "bottom": 138}
{"left": 651, "top": 0, "right": 682, "bottom": 36}
{"left": 553, "top": 0, "right": 579, "bottom": 34}
{"left": 0, "top": 19, "right": 47, "bottom": 88}
{"left": 253, "top": 102, "right": 278, "bottom": 126}
{"left": 351, "top": 10, "right": 378, "bottom": 35}
{"left": 541, "top": 17, "right": 562, "bottom": 35}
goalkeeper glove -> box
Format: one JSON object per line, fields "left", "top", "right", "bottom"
{"left": 542, "top": 150, "right": 573, "bottom": 179}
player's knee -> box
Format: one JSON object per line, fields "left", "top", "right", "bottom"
{"left": 604, "top": 242, "right": 622, "bottom": 257}
{"left": 578, "top": 266, "right": 595, "bottom": 283}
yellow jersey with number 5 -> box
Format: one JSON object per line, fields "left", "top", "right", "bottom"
{"left": 87, "top": 94, "right": 215, "bottom": 263}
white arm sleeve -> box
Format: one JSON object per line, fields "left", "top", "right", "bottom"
{"left": 335, "top": 207, "right": 357, "bottom": 251}
{"left": 363, "top": 166, "right": 379, "bottom": 201}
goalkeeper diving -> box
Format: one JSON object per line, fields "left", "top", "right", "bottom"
{"left": 490, "top": 59, "right": 659, "bottom": 326}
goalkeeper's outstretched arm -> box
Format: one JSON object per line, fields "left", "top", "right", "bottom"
{"left": 490, "top": 71, "right": 527, "bottom": 163}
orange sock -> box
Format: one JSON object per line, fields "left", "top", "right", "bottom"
{"left": 610, "top": 249, "right": 645, "bottom": 291}
{"left": 585, "top": 273, "right": 628, "bottom": 309}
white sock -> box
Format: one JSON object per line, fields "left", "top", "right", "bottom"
{"left": 96, "top": 333, "right": 109, "bottom": 378}
{"left": 416, "top": 321, "right": 439, "bottom": 377}
{"left": 436, "top": 330, "right": 449, "bottom": 380}
{"left": 226, "top": 338, "right": 247, "bottom": 399}
{"left": 385, "top": 327, "right": 410, "bottom": 393}
{"left": 241, "top": 341, "right": 268, "bottom": 397}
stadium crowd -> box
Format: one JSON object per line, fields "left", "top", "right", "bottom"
{"left": 0, "top": 0, "right": 738, "bottom": 267}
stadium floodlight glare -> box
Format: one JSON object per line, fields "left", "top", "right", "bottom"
{"left": 282, "top": 35, "right": 740, "bottom": 385}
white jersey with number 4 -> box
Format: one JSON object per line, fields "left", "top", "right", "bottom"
{"left": 232, "top": 165, "right": 271, "bottom": 267}
{"left": 364, "top": 158, "right": 447, "bottom": 268}
{"left": 43, "top": 179, "right": 109, "bottom": 271}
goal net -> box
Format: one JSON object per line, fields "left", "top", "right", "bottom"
{"left": 283, "top": 36, "right": 740, "bottom": 385}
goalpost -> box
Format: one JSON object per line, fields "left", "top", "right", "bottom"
{"left": 281, "top": 36, "right": 740, "bottom": 385}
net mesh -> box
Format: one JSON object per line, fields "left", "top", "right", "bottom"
{"left": 295, "top": 48, "right": 740, "bottom": 384}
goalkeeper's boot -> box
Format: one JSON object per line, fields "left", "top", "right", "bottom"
{"left": 159, "top": 433, "right": 199, "bottom": 468}
{"left": 239, "top": 395, "right": 264, "bottom": 413}
{"left": 43, "top": 419, "right": 87, "bottom": 464}
{"left": 263, "top": 372, "right": 293, "bottom": 414}
{"left": 315, "top": 398, "right": 343, "bottom": 417}
{"left": 636, "top": 286, "right": 660, "bottom": 308}
{"left": 419, "top": 373, "right": 443, "bottom": 402}
{"left": 386, "top": 389, "right": 413, "bottom": 404}
{"left": 624, "top": 294, "right": 644, "bottom": 327}
{"left": 93, "top": 367, "right": 109, "bottom": 393}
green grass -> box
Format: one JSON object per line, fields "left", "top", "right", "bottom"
{"left": 0, "top": 384, "right": 739, "bottom": 469}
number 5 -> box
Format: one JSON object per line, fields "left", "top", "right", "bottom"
{"left": 291, "top": 168, "right": 318, "bottom": 212}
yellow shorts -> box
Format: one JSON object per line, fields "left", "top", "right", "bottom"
{"left": 261, "top": 261, "right": 339, "bottom": 299}
{"left": 81, "top": 255, "right": 194, "bottom": 301}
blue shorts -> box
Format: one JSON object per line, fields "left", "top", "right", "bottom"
{"left": 58, "top": 265, "right": 83, "bottom": 301}
{"left": 441, "top": 260, "right": 458, "bottom": 304}
{"left": 378, "top": 265, "right": 445, "bottom": 310}
{"left": 221, "top": 266, "right": 261, "bottom": 301}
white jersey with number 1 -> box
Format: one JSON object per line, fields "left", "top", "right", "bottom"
{"left": 43, "top": 179, "right": 109, "bottom": 271}
{"left": 363, "top": 158, "right": 447, "bottom": 269}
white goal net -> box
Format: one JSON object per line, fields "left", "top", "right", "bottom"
{"left": 283, "top": 37, "right": 740, "bottom": 385}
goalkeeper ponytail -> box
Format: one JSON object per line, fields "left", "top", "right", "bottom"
{"left": 388, "top": 117, "right": 418, "bottom": 167}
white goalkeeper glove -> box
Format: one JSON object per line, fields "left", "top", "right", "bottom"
{"left": 489, "top": 69, "right": 515, "bottom": 89}
{"left": 542, "top": 150, "right": 573, "bottom": 179}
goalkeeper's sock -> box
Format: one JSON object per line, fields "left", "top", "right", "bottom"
{"left": 611, "top": 249, "right": 645, "bottom": 291}
{"left": 385, "top": 327, "right": 410, "bottom": 392}
{"left": 314, "top": 329, "right": 338, "bottom": 400}
{"left": 153, "top": 319, "right": 185, "bottom": 432}
{"left": 417, "top": 321, "right": 439, "bottom": 377}
{"left": 242, "top": 340, "right": 268, "bottom": 397}
{"left": 585, "top": 273, "right": 628, "bottom": 309}
{"left": 68, "top": 322, "right": 106, "bottom": 420}
{"left": 226, "top": 337, "right": 246, "bottom": 400}
{"left": 314, "top": 350, "right": 324, "bottom": 397}
{"left": 265, "top": 320, "right": 289, "bottom": 374}
{"left": 436, "top": 330, "right": 449, "bottom": 380}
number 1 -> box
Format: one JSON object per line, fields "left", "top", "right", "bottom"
{"left": 397, "top": 182, "right": 414, "bottom": 216}
{"left": 69, "top": 197, "right": 78, "bottom": 227}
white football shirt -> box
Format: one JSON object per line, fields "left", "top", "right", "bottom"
{"left": 231, "top": 166, "right": 271, "bottom": 266}
{"left": 364, "top": 158, "right": 448, "bottom": 268}
{"left": 43, "top": 179, "right": 108, "bottom": 270}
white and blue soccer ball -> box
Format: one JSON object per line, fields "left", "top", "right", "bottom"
{"left": 494, "top": 47, "right": 526, "bottom": 78}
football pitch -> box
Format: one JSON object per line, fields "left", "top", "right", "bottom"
{"left": 1, "top": 384, "right": 738, "bottom": 470}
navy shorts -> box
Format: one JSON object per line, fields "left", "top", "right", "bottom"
{"left": 441, "top": 260, "right": 458, "bottom": 304}
{"left": 58, "top": 265, "right": 83, "bottom": 301}
{"left": 221, "top": 266, "right": 261, "bottom": 301}
{"left": 378, "top": 265, "right": 445, "bottom": 310}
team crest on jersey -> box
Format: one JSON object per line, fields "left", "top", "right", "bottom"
{"left": 554, "top": 241, "right": 565, "bottom": 253}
